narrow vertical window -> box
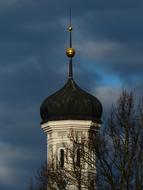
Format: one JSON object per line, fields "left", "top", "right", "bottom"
{"left": 60, "top": 149, "right": 64, "bottom": 168}
{"left": 76, "top": 149, "right": 80, "bottom": 166}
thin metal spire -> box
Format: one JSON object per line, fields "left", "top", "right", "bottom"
{"left": 69, "top": 8, "right": 72, "bottom": 48}
{"left": 66, "top": 8, "right": 75, "bottom": 79}
{"left": 69, "top": 8, "right": 71, "bottom": 26}
{"left": 69, "top": 58, "right": 73, "bottom": 78}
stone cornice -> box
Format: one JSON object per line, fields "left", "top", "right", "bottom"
{"left": 41, "top": 120, "right": 101, "bottom": 133}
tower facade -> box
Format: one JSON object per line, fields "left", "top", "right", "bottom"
{"left": 40, "top": 16, "right": 102, "bottom": 190}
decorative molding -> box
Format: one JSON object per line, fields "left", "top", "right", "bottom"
{"left": 41, "top": 120, "right": 101, "bottom": 134}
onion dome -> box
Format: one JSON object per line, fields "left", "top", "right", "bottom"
{"left": 40, "top": 10, "right": 102, "bottom": 124}
{"left": 40, "top": 78, "right": 102, "bottom": 124}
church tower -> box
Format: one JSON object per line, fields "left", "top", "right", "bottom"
{"left": 40, "top": 11, "right": 102, "bottom": 190}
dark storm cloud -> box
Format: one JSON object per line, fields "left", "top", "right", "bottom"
{"left": 74, "top": 4, "right": 143, "bottom": 90}
{"left": 0, "top": 0, "right": 143, "bottom": 190}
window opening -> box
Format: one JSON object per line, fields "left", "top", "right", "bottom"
{"left": 60, "top": 149, "right": 64, "bottom": 168}
{"left": 76, "top": 149, "right": 80, "bottom": 166}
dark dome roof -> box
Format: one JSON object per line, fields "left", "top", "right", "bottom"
{"left": 40, "top": 78, "right": 102, "bottom": 124}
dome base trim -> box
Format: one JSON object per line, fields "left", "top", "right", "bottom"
{"left": 41, "top": 119, "right": 101, "bottom": 133}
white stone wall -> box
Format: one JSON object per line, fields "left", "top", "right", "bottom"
{"left": 41, "top": 120, "right": 101, "bottom": 190}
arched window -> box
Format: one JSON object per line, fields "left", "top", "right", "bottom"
{"left": 76, "top": 149, "right": 80, "bottom": 166}
{"left": 60, "top": 149, "right": 64, "bottom": 168}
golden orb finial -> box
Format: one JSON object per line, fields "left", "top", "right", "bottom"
{"left": 66, "top": 47, "right": 76, "bottom": 58}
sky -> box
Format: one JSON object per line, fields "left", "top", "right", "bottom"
{"left": 0, "top": 0, "right": 143, "bottom": 190}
